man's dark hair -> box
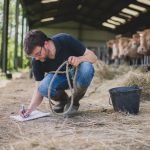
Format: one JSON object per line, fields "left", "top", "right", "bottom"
{"left": 24, "top": 30, "right": 49, "bottom": 55}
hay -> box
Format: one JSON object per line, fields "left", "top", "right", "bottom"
{"left": 121, "top": 70, "right": 150, "bottom": 101}
{"left": 7, "top": 109, "right": 150, "bottom": 150}
{"left": 87, "top": 60, "right": 120, "bottom": 97}
{"left": 94, "top": 60, "right": 135, "bottom": 81}
{"left": 1, "top": 64, "right": 150, "bottom": 150}
{"left": 94, "top": 63, "right": 150, "bottom": 102}
{"left": 88, "top": 62, "right": 150, "bottom": 101}
{"left": 94, "top": 60, "right": 117, "bottom": 80}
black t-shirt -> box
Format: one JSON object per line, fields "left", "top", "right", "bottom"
{"left": 32, "top": 33, "right": 86, "bottom": 81}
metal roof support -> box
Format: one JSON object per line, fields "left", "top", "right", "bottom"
{"left": 1, "top": 0, "right": 9, "bottom": 73}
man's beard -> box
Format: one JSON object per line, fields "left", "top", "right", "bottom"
{"left": 40, "top": 56, "right": 47, "bottom": 62}
{"left": 40, "top": 59, "right": 46, "bottom": 62}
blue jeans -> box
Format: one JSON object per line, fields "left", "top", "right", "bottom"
{"left": 38, "top": 62, "right": 94, "bottom": 99}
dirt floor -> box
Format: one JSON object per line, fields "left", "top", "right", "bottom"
{"left": 0, "top": 64, "right": 150, "bottom": 150}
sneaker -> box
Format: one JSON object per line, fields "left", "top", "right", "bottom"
{"left": 53, "top": 101, "right": 66, "bottom": 113}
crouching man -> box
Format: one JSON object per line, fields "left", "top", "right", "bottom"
{"left": 19, "top": 30, "right": 97, "bottom": 117}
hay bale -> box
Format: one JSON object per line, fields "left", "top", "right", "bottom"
{"left": 122, "top": 70, "right": 150, "bottom": 101}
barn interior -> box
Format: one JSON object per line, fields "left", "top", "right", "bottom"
{"left": 0, "top": 0, "right": 150, "bottom": 149}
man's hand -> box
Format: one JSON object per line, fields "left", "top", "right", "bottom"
{"left": 19, "top": 108, "right": 32, "bottom": 118}
{"left": 19, "top": 87, "right": 43, "bottom": 118}
{"left": 68, "top": 49, "right": 97, "bottom": 67}
{"left": 68, "top": 56, "right": 81, "bottom": 67}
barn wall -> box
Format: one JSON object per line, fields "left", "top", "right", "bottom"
{"left": 38, "top": 21, "right": 115, "bottom": 49}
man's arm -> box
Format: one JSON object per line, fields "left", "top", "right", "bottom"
{"left": 68, "top": 48, "right": 97, "bottom": 67}
{"left": 19, "top": 82, "right": 43, "bottom": 117}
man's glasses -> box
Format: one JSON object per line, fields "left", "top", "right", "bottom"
{"left": 30, "top": 47, "right": 43, "bottom": 58}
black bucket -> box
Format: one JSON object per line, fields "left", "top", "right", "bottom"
{"left": 109, "top": 86, "right": 142, "bottom": 114}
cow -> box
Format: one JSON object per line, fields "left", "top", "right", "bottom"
{"left": 118, "top": 37, "right": 131, "bottom": 59}
{"left": 111, "top": 39, "right": 119, "bottom": 60}
{"left": 124, "top": 33, "right": 141, "bottom": 58}
{"left": 106, "top": 40, "right": 114, "bottom": 64}
{"left": 137, "top": 29, "right": 150, "bottom": 55}
{"left": 123, "top": 33, "right": 143, "bottom": 65}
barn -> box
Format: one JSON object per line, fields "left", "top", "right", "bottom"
{"left": 0, "top": 0, "right": 150, "bottom": 149}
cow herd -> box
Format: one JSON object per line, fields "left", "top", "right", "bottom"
{"left": 106, "top": 29, "right": 150, "bottom": 66}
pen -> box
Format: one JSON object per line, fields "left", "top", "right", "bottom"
{"left": 21, "top": 105, "right": 26, "bottom": 115}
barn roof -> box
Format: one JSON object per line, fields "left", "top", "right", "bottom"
{"left": 20, "top": 0, "right": 150, "bottom": 34}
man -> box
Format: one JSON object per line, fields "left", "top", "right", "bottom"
{"left": 20, "top": 30, "right": 97, "bottom": 117}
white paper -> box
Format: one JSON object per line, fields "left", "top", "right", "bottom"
{"left": 10, "top": 110, "right": 50, "bottom": 122}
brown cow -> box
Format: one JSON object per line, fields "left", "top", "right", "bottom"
{"left": 106, "top": 40, "right": 114, "bottom": 49}
{"left": 137, "top": 29, "right": 150, "bottom": 55}
{"left": 124, "top": 33, "right": 141, "bottom": 58}
{"left": 111, "top": 39, "right": 119, "bottom": 60}
{"left": 118, "top": 37, "right": 130, "bottom": 59}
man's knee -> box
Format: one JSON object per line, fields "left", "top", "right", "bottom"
{"left": 76, "top": 62, "right": 94, "bottom": 88}
{"left": 38, "top": 74, "right": 57, "bottom": 98}
{"left": 38, "top": 82, "right": 57, "bottom": 98}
